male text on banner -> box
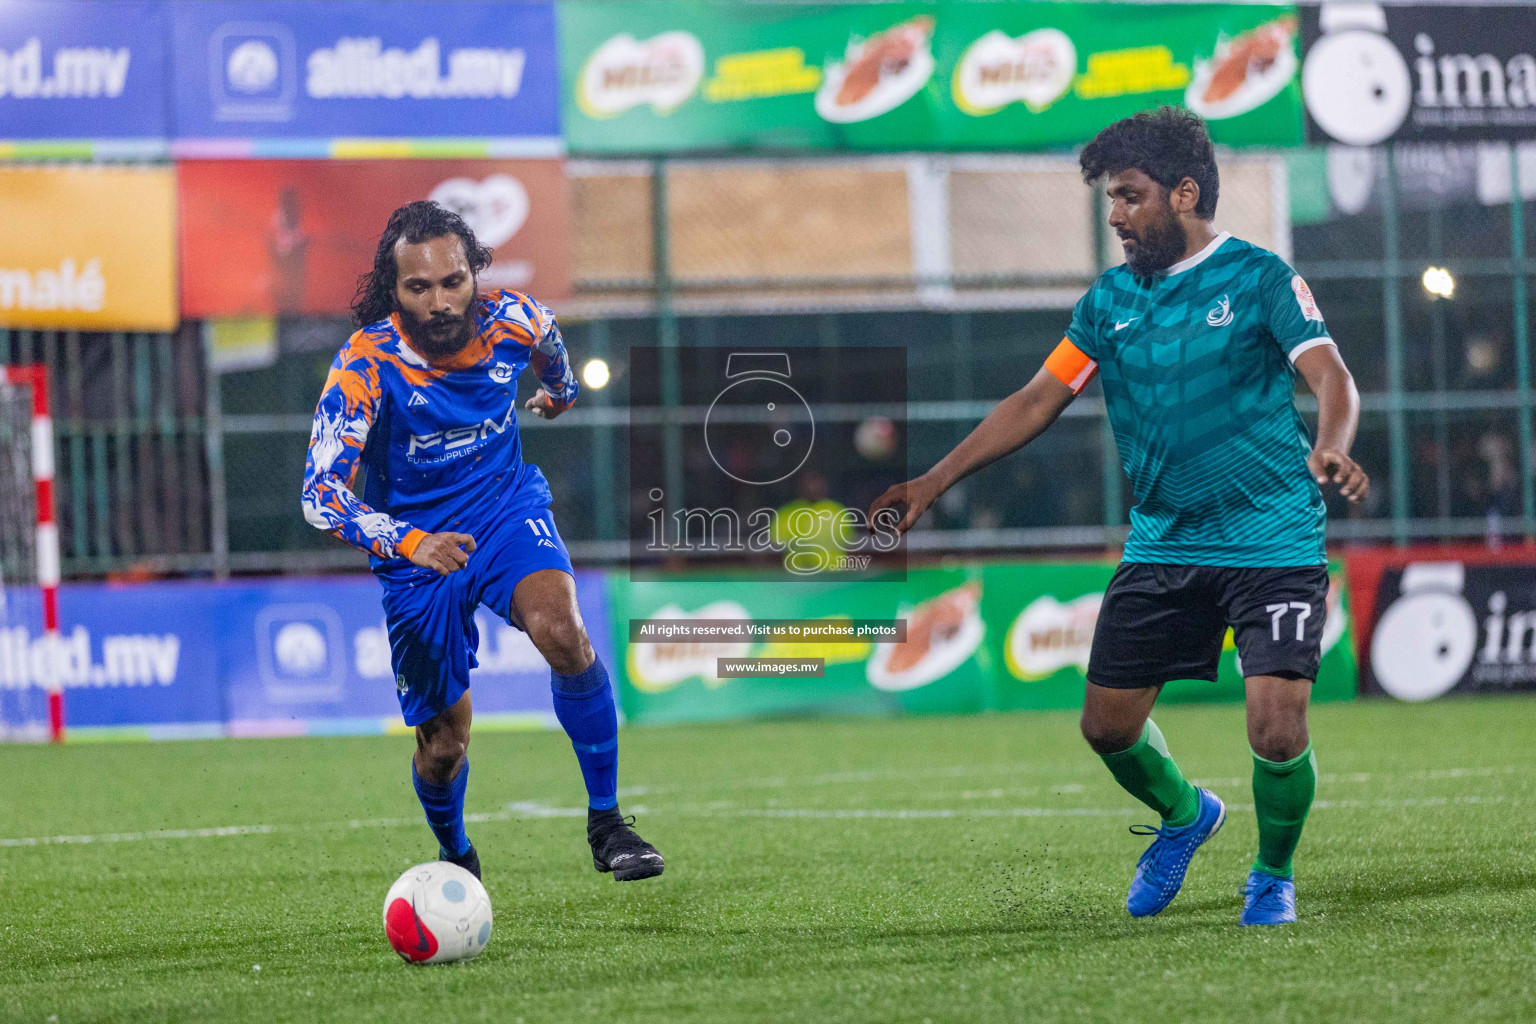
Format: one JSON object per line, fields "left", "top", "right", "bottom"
{"left": 171, "top": 0, "right": 560, "bottom": 150}
{"left": 178, "top": 158, "right": 572, "bottom": 318}
{"left": 0, "top": 165, "right": 177, "bottom": 331}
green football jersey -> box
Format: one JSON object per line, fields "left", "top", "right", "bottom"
{"left": 1064, "top": 232, "right": 1333, "bottom": 567}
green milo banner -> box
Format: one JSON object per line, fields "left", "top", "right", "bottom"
{"left": 609, "top": 561, "right": 1356, "bottom": 724}
{"left": 558, "top": 1, "right": 1304, "bottom": 154}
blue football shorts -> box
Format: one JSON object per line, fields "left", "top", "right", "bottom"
{"left": 380, "top": 504, "right": 573, "bottom": 726}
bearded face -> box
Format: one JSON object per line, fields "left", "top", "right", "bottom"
{"left": 392, "top": 233, "right": 478, "bottom": 359}
{"left": 1117, "top": 191, "right": 1189, "bottom": 278}
{"left": 396, "top": 301, "right": 475, "bottom": 358}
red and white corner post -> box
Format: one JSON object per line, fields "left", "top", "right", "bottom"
{"left": 6, "top": 366, "right": 62, "bottom": 742}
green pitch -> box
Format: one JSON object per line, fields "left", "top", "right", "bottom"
{"left": 3, "top": 697, "right": 1535, "bottom": 1023}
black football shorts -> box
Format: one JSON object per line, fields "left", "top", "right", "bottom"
{"left": 1086, "top": 563, "right": 1330, "bottom": 689}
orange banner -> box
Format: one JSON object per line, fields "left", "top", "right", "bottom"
{"left": 0, "top": 166, "right": 178, "bottom": 331}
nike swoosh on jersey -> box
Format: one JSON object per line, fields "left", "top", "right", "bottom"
{"left": 1115, "top": 318, "right": 1139, "bottom": 331}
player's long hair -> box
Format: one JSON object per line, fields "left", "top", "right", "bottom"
{"left": 351, "top": 201, "right": 495, "bottom": 327}
{"left": 1079, "top": 106, "right": 1220, "bottom": 220}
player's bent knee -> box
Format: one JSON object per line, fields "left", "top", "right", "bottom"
{"left": 1248, "top": 718, "right": 1307, "bottom": 762}
{"left": 525, "top": 615, "right": 593, "bottom": 675}
{"left": 418, "top": 737, "right": 467, "bottom": 782}
{"left": 1080, "top": 711, "right": 1139, "bottom": 755}
{"left": 415, "top": 716, "right": 469, "bottom": 781}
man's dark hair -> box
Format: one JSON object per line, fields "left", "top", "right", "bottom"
{"left": 350, "top": 200, "right": 494, "bottom": 327}
{"left": 1079, "top": 106, "right": 1219, "bottom": 220}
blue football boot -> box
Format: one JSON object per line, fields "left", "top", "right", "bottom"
{"left": 1239, "top": 869, "right": 1297, "bottom": 925}
{"left": 1125, "top": 787, "right": 1226, "bottom": 918}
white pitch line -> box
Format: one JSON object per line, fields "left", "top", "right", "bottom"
{"left": 0, "top": 805, "right": 588, "bottom": 849}
{"left": 698, "top": 807, "right": 1138, "bottom": 820}
{"left": 617, "top": 764, "right": 1523, "bottom": 801}
{"left": 0, "top": 794, "right": 1509, "bottom": 850}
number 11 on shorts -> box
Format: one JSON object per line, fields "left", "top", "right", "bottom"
{"left": 1266, "top": 601, "right": 1311, "bottom": 642}
{"left": 525, "top": 517, "right": 552, "bottom": 537}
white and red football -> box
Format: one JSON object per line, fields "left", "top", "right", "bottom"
{"left": 382, "top": 861, "right": 493, "bottom": 965}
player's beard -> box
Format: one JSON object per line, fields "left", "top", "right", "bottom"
{"left": 1119, "top": 203, "right": 1188, "bottom": 278}
{"left": 397, "top": 300, "right": 476, "bottom": 359}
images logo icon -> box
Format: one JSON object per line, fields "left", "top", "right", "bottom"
{"left": 1371, "top": 562, "right": 1477, "bottom": 701}
{"left": 704, "top": 353, "right": 815, "bottom": 487}
{"left": 1302, "top": 4, "right": 1411, "bottom": 146}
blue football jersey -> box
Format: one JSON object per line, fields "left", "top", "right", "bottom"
{"left": 301, "top": 289, "right": 578, "bottom": 575}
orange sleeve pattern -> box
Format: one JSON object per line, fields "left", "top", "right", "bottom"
{"left": 299, "top": 337, "right": 421, "bottom": 559}
{"left": 1043, "top": 338, "right": 1098, "bottom": 395}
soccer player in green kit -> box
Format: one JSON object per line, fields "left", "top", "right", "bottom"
{"left": 872, "top": 107, "right": 1368, "bottom": 925}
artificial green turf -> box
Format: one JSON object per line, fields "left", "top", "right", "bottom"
{"left": 2, "top": 697, "right": 1534, "bottom": 1023}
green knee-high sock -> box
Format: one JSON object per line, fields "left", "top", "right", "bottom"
{"left": 1099, "top": 719, "right": 1200, "bottom": 828}
{"left": 1251, "top": 744, "right": 1317, "bottom": 878}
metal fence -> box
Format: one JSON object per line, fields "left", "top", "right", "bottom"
{"left": 6, "top": 142, "right": 1533, "bottom": 579}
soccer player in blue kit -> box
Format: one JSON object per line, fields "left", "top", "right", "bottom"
{"left": 302, "top": 202, "right": 663, "bottom": 883}
{"left": 874, "top": 109, "right": 1368, "bottom": 925}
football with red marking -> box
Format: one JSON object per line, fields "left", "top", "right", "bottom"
{"left": 382, "top": 862, "right": 492, "bottom": 965}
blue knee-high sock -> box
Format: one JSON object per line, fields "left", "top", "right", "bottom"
{"left": 551, "top": 655, "right": 619, "bottom": 811}
{"left": 412, "top": 759, "right": 471, "bottom": 858}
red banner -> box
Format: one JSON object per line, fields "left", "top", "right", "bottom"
{"left": 178, "top": 160, "right": 571, "bottom": 318}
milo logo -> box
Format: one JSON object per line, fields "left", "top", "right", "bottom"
{"left": 576, "top": 31, "right": 704, "bottom": 118}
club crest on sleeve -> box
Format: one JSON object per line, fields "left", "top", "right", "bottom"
{"left": 1292, "top": 275, "right": 1323, "bottom": 321}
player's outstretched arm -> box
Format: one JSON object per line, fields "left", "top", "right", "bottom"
{"left": 1294, "top": 343, "right": 1369, "bottom": 502}
{"left": 870, "top": 367, "right": 1076, "bottom": 535}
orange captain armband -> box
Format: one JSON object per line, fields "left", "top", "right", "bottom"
{"left": 1043, "top": 338, "right": 1098, "bottom": 395}
{"left": 396, "top": 528, "right": 428, "bottom": 561}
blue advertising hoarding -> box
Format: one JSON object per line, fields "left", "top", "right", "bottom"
{"left": 0, "top": 572, "right": 612, "bottom": 739}
{"left": 0, "top": 0, "right": 169, "bottom": 153}
{"left": 170, "top": 0, "right": 562, "bottom": 155}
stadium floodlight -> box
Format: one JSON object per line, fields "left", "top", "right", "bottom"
{"left": 582, "top": 358, "right": 610, "bottom": 389}
{"left": 1423, "top": 266, "right": 1455, "bottom": 299}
